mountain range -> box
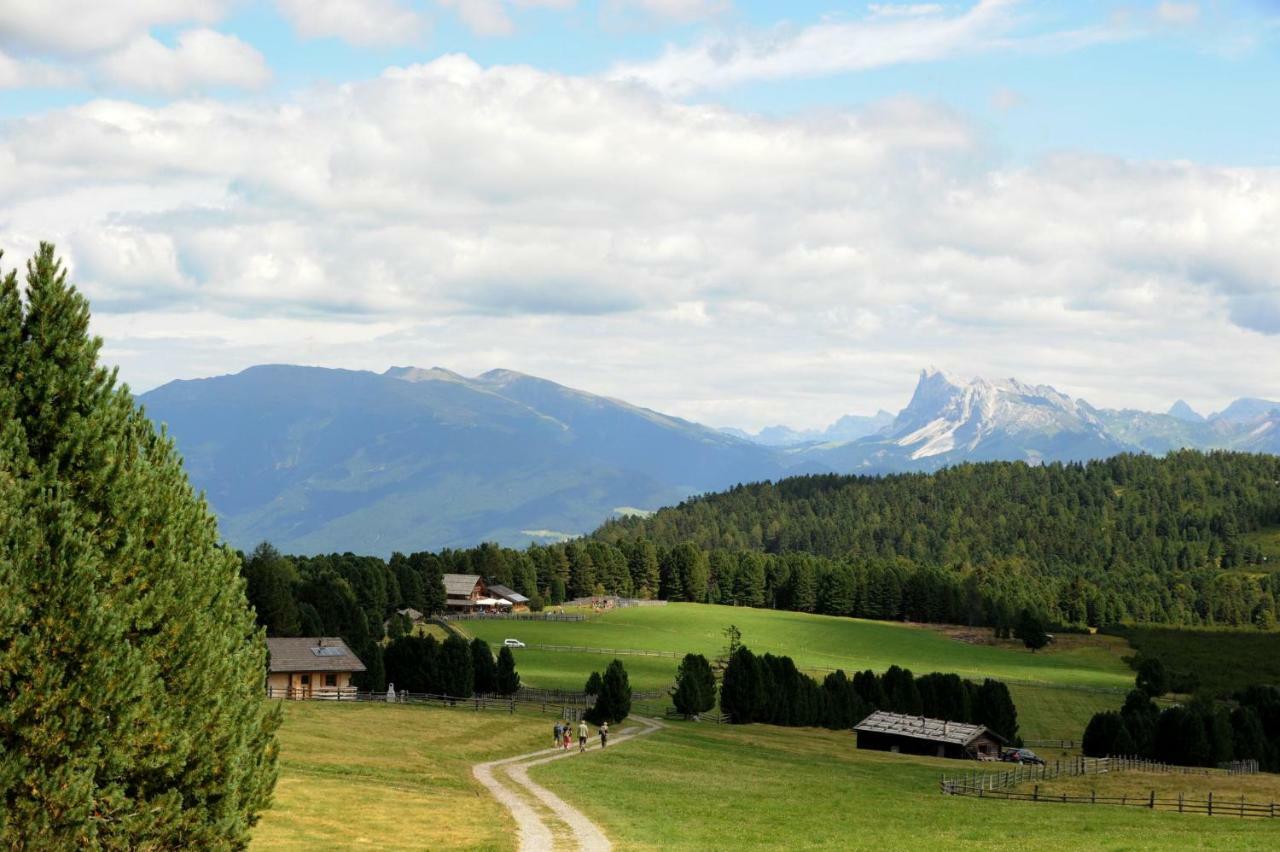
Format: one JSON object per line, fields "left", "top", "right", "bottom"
{"left": 138, "top": 364, "right": 1280, "bottom": 555}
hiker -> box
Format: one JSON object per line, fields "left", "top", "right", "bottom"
{"left": 562, "top": 723, "right": 572, "bottom": 750}
{"left": 553, "top": 722, "right": 562, "bottom": 749}
{"left": 578, "top": 719, "right": 588, "bottom": 752}
{"left": 600, "top": 721, "right": 609, "bottom": 749}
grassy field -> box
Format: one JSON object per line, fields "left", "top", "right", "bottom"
{"left": 1241, "top": 526, "right": 1280, "bottom": 562}
{"left": 464, "top": 603, "right": 1136, "bottom": 739}
{"left": 252, "top": 701, "right": 549, "bottom": 851}
{"left": 1112, "top": 626, "right": 1280, "bottom": 695}
{"left": 532, "top": 720, "right": 1280, "bottom": 850}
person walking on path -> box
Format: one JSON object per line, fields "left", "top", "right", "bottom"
{"left": 578, "top": 719, "right": 589, "bottom": 752}
{"left": 553, "top": 722, "right": 562, "bottom": 749}
{"left": 600, "top": 721, "right": 609, "bottom": 749}
{"left": 562, "top": 723, "right": 572, "bottom": 750}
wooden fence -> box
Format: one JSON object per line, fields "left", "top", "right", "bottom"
{"left": 941, "top": 755, "right": 1272, "bottom": 819}
{"left": 664, "top": 708, "right": 731, "bottom": 724}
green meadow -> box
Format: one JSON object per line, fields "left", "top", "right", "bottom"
{"left": 464, "top": 603, "right": 1136, "bottom": 739}
{"left": 531, "top": 720, "right": 1280, "bottom": 850}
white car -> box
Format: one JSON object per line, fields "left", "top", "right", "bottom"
{"left": 503, "top": 638, "right": 526, "bottom": 648}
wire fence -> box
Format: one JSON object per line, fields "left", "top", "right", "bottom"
{"left": 941, "top": 755, "right": 1271, "bottom": 818}
{"left": 520, "top": 643, "right": 684, "bottom": 660}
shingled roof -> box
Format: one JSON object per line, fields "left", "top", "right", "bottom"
{"left": 442, "top": 573, "right": 483, "bottom": 597}
{"left": 854, "top": 710, "right": 1003, "bottom": 746}
{"left": 266, "top": 637, "right": 366, "bottom": 673}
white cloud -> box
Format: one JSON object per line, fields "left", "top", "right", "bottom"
{"left": 0, "top": 48, "right": 81, "bottom": 89}
{"left": 0, "top": 0, "right": 230, "bottom": 55}
{"left": 99, "top": 29, "right": 271, "bottom": 95}
{"left": 1, "top": 55, "right": 1277, "bottom": 427}
{"left": 439, "top": 0, "right": 517, "bottom": 36}
{"left": 608, "top": 0, "right": 1019, "bottom": 94}
{"left": 276, "top": 0, "right": 427, "bottom": 46}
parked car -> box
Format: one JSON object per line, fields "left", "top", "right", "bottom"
{"left": 1001, "top": 748, "right": 1045, "bottom": 765}
{"left": 503, "top": 638, "right": 526, "bottom": 648}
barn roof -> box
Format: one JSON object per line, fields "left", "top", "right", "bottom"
{"left": 854, "top": 710, "right": 1003, "bottom": 746}
{"left": 266, "top": 637, "right": 367, "bottom": 673}
{"left": 488, "top": 583, "right": 530, "bottom": 604}
{"left": 442, "top": 573, "right": 483, "bottom": 597}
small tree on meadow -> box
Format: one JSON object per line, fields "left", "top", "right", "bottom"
{"left": 672, "top": 653, "right": 717, "bottom": 717}
{"left": 471, "top": 638, "right": 498, "bottom": 694}
{"left": 496, "top": 645, "right": 521, "bottom": 695}
{"left": 584, "top": 670, "right": 603, "bottom": 696}
{"left": 1014, "top": 608, "right": 1050, "bottom": 652}
{"left": 587, "top": 659, "right": 632, "bottom": 724}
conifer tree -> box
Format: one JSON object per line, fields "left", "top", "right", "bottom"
{"left": 496, "top": 645, "right": 521, "bottom": 695}
{"left": 587, "top": 659, "right": 632, "bottom": 724}
{"left": 0, "top": 245, "right": 279, "bottom": 848}
{"left": 672, "top": 654, "right": 717, "bottom": 717}
{"left": 471, "top": 638, "right": 498, "bottom": 694}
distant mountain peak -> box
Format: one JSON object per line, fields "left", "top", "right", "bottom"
{"left": 1167, "top": 400, "right": 1204, "bottom": 423}
{"left": 385, "top": 365, "right": 468, "bottom": 384}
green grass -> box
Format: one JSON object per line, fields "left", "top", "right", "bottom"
{"left": 533, "top": 720, "right": 1280, "bottom": 850}
{"left": 1113, "top": 626, "right": 1280, "bottom": 695}
{"left": 470, "top": 604, "right": 1134, "bottom": 688}
{"left": 252, "top": 701, "right": 549, "bottom": 851}
{"left": 467, "top": 603, "right": 1136, "bottom": 739}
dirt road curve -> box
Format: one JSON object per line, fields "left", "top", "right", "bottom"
{"left": 473, "top": 715, "right": 665, "bottom": 852}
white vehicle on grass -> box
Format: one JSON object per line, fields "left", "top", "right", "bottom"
{"left": 503, "top": 638, "right": 526, "bottom": 648}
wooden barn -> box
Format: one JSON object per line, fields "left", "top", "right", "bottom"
{"left": 854, "top": 710, "right": 1005, "bottom": 760}
{"left": 487, "top": 582, "right": 531, "bottom": 612}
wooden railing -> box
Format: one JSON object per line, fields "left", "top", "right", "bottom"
{"left": 941, "top": 755, "right": 1272, "bottom": 818}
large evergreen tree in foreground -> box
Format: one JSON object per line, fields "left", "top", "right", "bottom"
{"left": 0, "top": 246, "right": 279, "bottom": 848}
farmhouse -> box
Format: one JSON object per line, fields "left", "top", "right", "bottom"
{"left": 854, "top": 710, "right": 1005, "bottom": 760}
{"left": 443, "top": 573, "right": 487, "bottom": 612}
{"left": 487, "top": 582, "right": 531, "bottom": 612}
{"left": 266, "top": 637, "right": 366, "bottom": 699}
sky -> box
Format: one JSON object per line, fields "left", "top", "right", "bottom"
{"left": 2, "top": 0, "right": 1279, "bottom": 430}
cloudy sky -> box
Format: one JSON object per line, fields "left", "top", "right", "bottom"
{"left": 2, "top": 0, "right": 1278, "bottom": 430}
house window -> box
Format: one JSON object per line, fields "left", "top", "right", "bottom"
{"left": 300, "top": 674, "right": 310, "bottom": 686}
{"left": 324, "top": 674, "right": 337, "bottom": 687}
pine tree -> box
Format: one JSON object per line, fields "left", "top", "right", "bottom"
{"left": 672, "top": 654, "right": 717, "bottom": 717}
{"left": 0, "top": 245, "right": 279, "bottom": 848}
{"left": 496, "top": 646, "right": 521, "bottom": 695}
{"left": 471, "top": 638, "right": 498, "bottom": 694}
{"left": 587, "top": 659, "right": 632, "bottom": 724}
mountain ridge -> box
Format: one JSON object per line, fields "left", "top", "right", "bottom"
{"left": 139, "top": 363, "right": 1280, "bottom": 555}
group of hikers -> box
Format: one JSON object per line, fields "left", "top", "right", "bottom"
{"left": 553, "top": 719, "right": 609, "bottom": 752}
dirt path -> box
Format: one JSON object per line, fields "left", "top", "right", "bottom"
{"left": 473, "top": 715, "right": 665, "bottom": 852}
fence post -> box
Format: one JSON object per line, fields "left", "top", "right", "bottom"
{"left": 1208, "top": 792, "right": 1213, "bottom": 816}
{"left": 1033, "top": 785, "right": 1039, "bottom": 802}
{"left": 1092, "top": 789, "right": 1096, "bottom": 805}
{"left": 1149, "top": 790, "right": 1155, "bottom": 810}
{"left": 1178, "top": 793, "right": 1183, "bottom": 813}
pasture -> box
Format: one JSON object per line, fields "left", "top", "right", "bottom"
{"left": 252, "top": 701, "right": 547, "bottom": 851}
{"left": 464, "top": 603, "right": 1137, "bottom": 739}
{"left": 531, "top": 720, "right": 1280, "bottom": 850}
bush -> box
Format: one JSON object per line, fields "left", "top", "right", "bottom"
{"left": 1135, "top": 656, "right": 1169, "bottom": 697}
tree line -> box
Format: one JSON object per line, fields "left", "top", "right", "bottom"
{"left": 677, "top": 646, "right": 1019, "bottom": 742}
{"left": 1083, "top": 682, "right": 1280, "bottom": 771}
{"left": 381, "top": 633, "right": 520, "bottom": 698}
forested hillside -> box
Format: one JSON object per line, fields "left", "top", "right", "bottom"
{"left": 594, "top": 451, "right": 1280, "bottom": 627}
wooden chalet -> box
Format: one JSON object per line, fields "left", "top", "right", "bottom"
{"left": 443, "top": 573, "right": 487, "bottom": 612}
{"left": 854, "top": 710, "right": 1005, "bottom": 760}
{"left": 266, "top": 637, "right": 366, "bottom": 699}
